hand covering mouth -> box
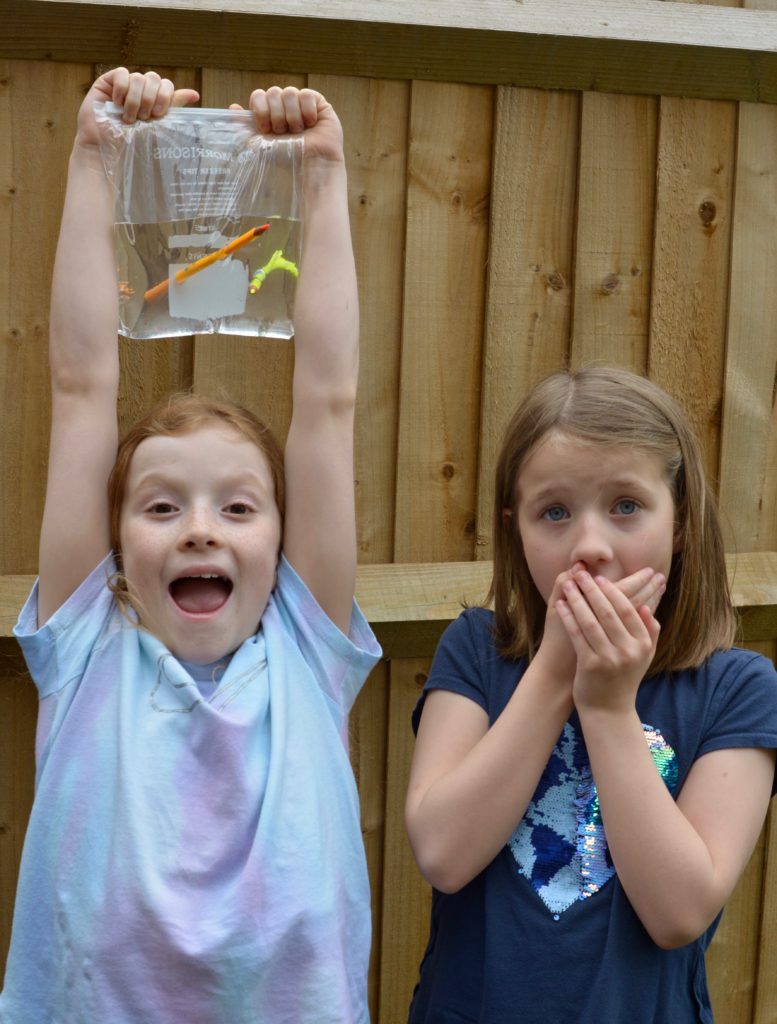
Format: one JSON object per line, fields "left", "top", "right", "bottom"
{"left": 169, "top": 573, "right": 233, "bottom": 613}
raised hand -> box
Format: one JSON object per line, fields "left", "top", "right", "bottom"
{"left": 247, "top": 86, "right": 344, "bottom": 164}
{"left": 75, "top": 68, "right": 200, "bottom": 150}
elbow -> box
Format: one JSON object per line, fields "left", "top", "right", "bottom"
{"left": 642, "top": 907, "right": 720, "bottom": 951}
{"left": 405, "top": 820, "right": 475, "bottom": 894}
{"left": 414, "top": 854, "right": 471, "bottom": 895}
{"left": 648, "top": 926, "right": 699, "bottom": 951}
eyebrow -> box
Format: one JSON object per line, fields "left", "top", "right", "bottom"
{"left": 130, "top": 469, "right": 272, "bottom": 494}
{"left": 521, "top": 476, "right": 654, "bottom": 504}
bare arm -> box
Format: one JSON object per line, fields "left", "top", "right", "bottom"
{"left": 38, "top": 70, "right": 199, "bottom": 626}
{"left": 249, "top": 88, "right": 358, "bottom": 634}
{"left": 581, "top": 710, "right": 774, "bottom": 948}
{"left": 560, "top": 570, "right": 775, "bottom": 947}
{"left": 405, "top": 567, "right": 665, "bottom": 892}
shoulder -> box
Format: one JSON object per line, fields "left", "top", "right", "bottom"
{"left": 416, "top": 607, "right": 525, "bottom": 730}
{"left": 703, "top": 646, "right": 777, "bottom": 679}
{"left": 654, "top": 648, "right": 777, "bottom": 777}
{"left": 676, "top": 648, "right": 777, "bottom": 704}
{"left": 435, "top": 606, "right": 496, "bottom": 658}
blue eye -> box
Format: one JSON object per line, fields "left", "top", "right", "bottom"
{"left": 542, "top": 506, "right": 568, "bottom": 522}
{"left": 614, "top": 499, "right": 639, "bottom": 516}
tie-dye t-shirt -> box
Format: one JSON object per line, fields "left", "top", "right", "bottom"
{"left": 2, "top": 554, "right": 381, "bottom": 1024}
{"left": 408, "top": 608, "right": 777, "bottom": 1024}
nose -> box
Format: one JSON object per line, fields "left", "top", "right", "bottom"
{"left": 569, "top": 512, "right": 613, "bottom": 572}
{"left": 178, "top": 507, "right": 221, "bottom": 549}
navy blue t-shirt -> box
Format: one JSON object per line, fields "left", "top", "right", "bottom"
{"left": 409, "top": 608, "right": 777, "bottom": 1024}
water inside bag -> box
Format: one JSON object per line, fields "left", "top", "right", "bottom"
{"left": 94, "top": 102, "right": 304, "bottom": 341}
{"left": 117, "top": 215, "right": 301, "bottom": 340}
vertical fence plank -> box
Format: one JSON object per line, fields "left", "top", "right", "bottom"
{"left": 313, "top": 72, "right": 409, "bottom": 1019}
{"left": 381, "top": 79, "right": 494, "bottom": 1022}
{"left": 321, "top": 76, "right": 410, "bottom": 569}
{"left": 648, "top": 96, "right": 736, "bottom": 481}
{"left": 570, "top": 92, "right": 657, "bottom": 371}
{"left": 0, "top": 643, "right": 37, "bottom": 976}
{"left": 393, "top": 80, "right": 492, "bottom": 564}
{"left": 0, "top": 61, "right": 92, "bottom": 575}
{"left": 734, "top": 12, "right": 777, "bottom": 1022}
{"left": 378, "top": 660, "right": 432, "bottom": 1024}
{"left": 475, "top": 86, "right": 578, "bottom": 560}
{"left": 707, "top": 836, "right": 767, "bottom": 1023}
{"left": 717, "top": 103, "right": 777, "bottom": 553}
{"left": 754, "top": 805, "right": 777, "bottom": 1023}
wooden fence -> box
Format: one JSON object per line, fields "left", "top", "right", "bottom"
{"left": 2, "top": 1, "right": 777, "bottom": 1020}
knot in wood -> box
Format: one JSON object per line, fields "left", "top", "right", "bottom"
{"left": 698, "top": 200, "right": 716, "bottom": 227}
{"left": 544, "top": 270, "right": 565, "bottom": 292}
{"left": 441, "top": 462, "right": 456, "bottom": 480}
{"left": 414, "top": 672, "right": 428, "bottom": 687}
{"left": 600, "top": 273, "right": 621, "bottom": 295}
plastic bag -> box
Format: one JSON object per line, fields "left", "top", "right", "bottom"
{"left": 95, "top": 102, "right": 303, "bottom": 340}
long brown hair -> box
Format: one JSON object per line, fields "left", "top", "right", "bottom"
{"left": 489, "top": 365, "right": 736, "bottom": 673}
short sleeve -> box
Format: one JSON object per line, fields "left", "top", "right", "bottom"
{"left": 271, "top": 554, "right": 381, "bottom": 715}
{"left": 411, "top": 609, "right": 494, "bottom": 734}
{"left": 696, "top": 649, "right": 777, "bottom": 789}
{"left": 13, "top": 555, "right": 118, "bottom": 699}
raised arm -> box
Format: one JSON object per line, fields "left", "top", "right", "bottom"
{"left": 249, "top": 88, "right": 358, "bottom": 634}
{"left": 38, "top": 69, "right": 199, "bottom": 625}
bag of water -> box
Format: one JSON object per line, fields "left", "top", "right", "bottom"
{"left": 94, "top": 102, "right": 303, "bottom": 340}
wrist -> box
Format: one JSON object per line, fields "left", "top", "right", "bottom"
{"left": 575, "top": 702, "right": 641, "bottom": 732}
{"left": 303, "top": 149, "right": 347, "bottom": 187}
{"left": 525, "top": 647, "right": 575, "bottom": 702}
{"left": 69, "top": 141, "right": 108, "bottom": 176}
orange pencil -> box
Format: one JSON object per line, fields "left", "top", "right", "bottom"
{"left": 143, "top": 224, "right": 270, "bottom": 302}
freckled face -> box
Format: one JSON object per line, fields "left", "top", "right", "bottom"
{"left": 515, "top": 433, "right": 677, "bottom": 604}
{"left": 118, "top": 425, "right": 282, "bottom": 664}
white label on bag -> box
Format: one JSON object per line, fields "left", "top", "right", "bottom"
{"left": 168, "top": 260, "right": 249, "bottom": 320}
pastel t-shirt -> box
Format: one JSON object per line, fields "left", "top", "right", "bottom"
{"left": 2, "top": 554, "right": 381, "bottom": 1024}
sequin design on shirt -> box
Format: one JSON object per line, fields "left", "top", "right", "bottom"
{"left": 507, "top": 722, "right": 679, "bottom": 915}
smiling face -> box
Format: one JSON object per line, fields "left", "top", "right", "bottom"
{"left": 516, "top": 432, "right": 678, "bottom": 604}
{"left": 118, "top": 424, "right": 282, "bottom": 664}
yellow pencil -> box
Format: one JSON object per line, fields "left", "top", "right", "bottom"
{"left": 143, "top": 224, "right": 270, "bottom": 302}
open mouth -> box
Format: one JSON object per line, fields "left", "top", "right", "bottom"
{"left": 169, "top": 574, "right": 233, "bottom": 614}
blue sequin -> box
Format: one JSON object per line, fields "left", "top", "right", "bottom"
{"left": 508, "top": 722, "right": 678, "bottom": 916}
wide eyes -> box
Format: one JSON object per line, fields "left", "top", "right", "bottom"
{"left": 225, "top": 502, "right": 252, "bottom": 515}
{"left": 541, "top": 505, "right": 568, "bottom": 522}
{"left": 539, "top": 499, "right": 640, "bottom": 521}
{"left": 613, "top": 499, "right": 640, "bottom": 516}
